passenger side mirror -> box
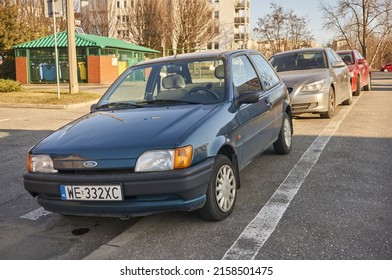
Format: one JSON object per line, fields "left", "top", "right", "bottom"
{"left": 90, "top": 103, "right": 96, "bottom": 112}
{"left": 358, "top": 59, "right": 366, "bottom": 65}
{"left": 236, "top": 91, "right": 259, "bottom": 106}
{"left": 332, "top": 61, "right": 346, "bottom": 68}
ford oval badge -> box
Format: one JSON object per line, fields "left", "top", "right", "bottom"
{"left": 83, "top": 161, "right": 98, "bottom": 168}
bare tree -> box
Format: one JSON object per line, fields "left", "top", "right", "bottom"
{"left": 173, "top": 0, "right": 218, "bottom": 53}
{"left": 320, "top": 0, "right": 392, "bottom": 66}
{"left": 123, "top": 0, "right": 168, "bottom": 50}
{"left": 81, "top": 0, "right": 116, "bottom": 37}
{"left": 253, "top": 2, "right": 314, "bottom": 55}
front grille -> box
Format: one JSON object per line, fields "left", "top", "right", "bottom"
{"left": 58, "top": 169, "right": 133, "bottom": 175}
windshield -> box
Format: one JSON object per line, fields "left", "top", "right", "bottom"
{"left": 270, "top": 51, "right": 327, "bottom": 72}
{"left": 96, "top": 58, "right": 226, "bottom": 109}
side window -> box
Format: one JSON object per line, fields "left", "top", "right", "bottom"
{"left": 326, "top": 50, "right": 337, "bottom": 66}
{"left": 251, "top": 54, "right": 280, "bottom": 90}
{"left": 355, "top": 51, "right": 363, "bottom": 61}
{"left": 232, "top": 55, "right": 262, "bottom": 95}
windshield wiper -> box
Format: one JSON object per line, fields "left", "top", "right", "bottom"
{"left": 95, "top": 102, "right": 144, "bottom": 110}
{"left": 137, "top": 99, "right": 200, "bottom": 105}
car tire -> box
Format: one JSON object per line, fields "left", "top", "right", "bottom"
{"left": 363, "top": 76, "right": 371, "bottom": 91}
{"left": 343, "top": 88, "right": 353, "bottom": 105}
{"left": 353, "top": 76, "right": 361, "bottom": 96}
{"left": 198, "top": 155, "right": 238, "bottom": 221}
{"left": 273, "top": 112, "right": 292, "bottom": 154}
{"left": 320, "top": 87, "right": 335, "bottom": 119}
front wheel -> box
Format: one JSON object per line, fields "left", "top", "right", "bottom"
{"left": 320, "top": 87, "right": 335, "bottom": 119}
{"left": 198, "top": 155, "right": 238, "bottom": 221}
{"left": 273, "top": 112, "right": 292, "bottom": 154}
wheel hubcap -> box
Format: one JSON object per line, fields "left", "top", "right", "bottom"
{"left": 283, "top": 118, "right": 292, "bottom": 147}
{"left": 329, "top": 90, "right": 335, "bottom": 114}
{"left": 215, "top": 165, "right": 236, "bottom": 212}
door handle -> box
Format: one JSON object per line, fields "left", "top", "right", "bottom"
{"left": 265, "top": 98, "right": 273, "bottom": 109}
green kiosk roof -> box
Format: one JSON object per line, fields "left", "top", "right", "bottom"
{"left": 13, "top": 32, "right": 159, "bottom": 53}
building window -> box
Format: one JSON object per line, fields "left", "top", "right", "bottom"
{"left": 117, "top": 1, "right": 120, "bottom": 8}
{"left": 207, "top": 42, "right": 213, "bottom": 49}
{"left": 124, "top": 1, "right": 127, "bottom": 8}
{"left": 214, "top": 11, "right": 219, "bottom": 19}
{"left": 214, "top": 42, "right": 219, "bottom": 49}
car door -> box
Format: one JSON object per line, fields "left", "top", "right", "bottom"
{"left": 232, "top": 54, "right": 274, "bottom": 168}
{"left": 250, "top": 53, "right": 285, "bottom": 141}
{"left": 355, "top": 51, "right": 369, "bottom": 86}
{"left": 326, "top": 49, "right": 350, "bottom": 104}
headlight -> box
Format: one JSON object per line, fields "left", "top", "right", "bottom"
{"left": 301, "top": 80, "right": 324, "bottom": 92}
{"left": 27, "top": 154, "right": 57, "bottom": 173}
{"left": 135, "top": 146, "right": 193, "bottom": 172}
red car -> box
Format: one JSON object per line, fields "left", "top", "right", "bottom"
{"left": 337, "top": 50, "right": 371, "bottom": 96}
{"left": 380, "top": 63, "right": 392, "bottom": 72}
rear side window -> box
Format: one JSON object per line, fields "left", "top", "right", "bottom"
{"left": 251, "top": 54, "right": 280, "bottom": 90}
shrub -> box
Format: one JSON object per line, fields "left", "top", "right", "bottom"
{"left": 0, "top": 79, "right": 21, "bottom": 92}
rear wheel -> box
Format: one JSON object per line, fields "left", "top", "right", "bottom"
{"left": 273, "top": 112, "right": 292, "bottom": 154}
{"left": 342, "top": 88, "right": 353, "bottom": 105}
{"left": 363, "top": 75, "right": 371, "bottom": 91}
{"left": 320, "top": 87, "right": 335, "bottom": 119}
{"left": 353, "top": 76, "right": 361, "bottom": 96}
{"left": 199, "top": 155, "right": 238, "bottom": 221}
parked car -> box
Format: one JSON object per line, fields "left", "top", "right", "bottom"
{"left": 336, "top": 50, "right": 371, "bottom": 95}
{"left": 24, "top": 50, "right": 292, "bottom": 221}
{"left": 269, "top": 48, "right": 352, "bottom": 118}
{"left": 380, "top": 63, "right": 392, "bottom": 72}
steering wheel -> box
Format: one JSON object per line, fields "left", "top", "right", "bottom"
{"left": 186, "top": 87, "right": 220, "bottom": 100}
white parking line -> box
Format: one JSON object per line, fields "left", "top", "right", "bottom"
{"left": 223, "top": 97, "right": 359, "bottom": 260}
{"left": 20, "top": 207, "right": 51, "bottom": 221}
{"left": 0, "top": 118, "right": 10, "bottom": 122}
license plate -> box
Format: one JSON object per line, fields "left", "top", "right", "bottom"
{"left": 60, "top": 185, "right": 123, "bottom": 201}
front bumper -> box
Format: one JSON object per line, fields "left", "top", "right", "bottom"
{"left": 290, "top": 89, "right": 329, "bottom": 114}
{"left": 23, "top": 158, "right": 214, "bottom": 217}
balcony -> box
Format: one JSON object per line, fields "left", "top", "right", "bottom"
{"left": 235, "top": 0, "right": 250, "bottom": 9}
{"left": 234, "top": 16, "right": 249, "bottom": 25}
{"left": 234, "top": 33, "right": 248, "bottom": 41}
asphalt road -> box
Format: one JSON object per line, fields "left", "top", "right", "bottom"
{"left": 0, "top": 72, "right": 391, "bottom": 260}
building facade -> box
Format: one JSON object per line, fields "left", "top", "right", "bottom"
{"left": 207, "top": 0, "right": 250, "bottom": 50}
{"left": 80, "top": 0, "right": 251, "bottom": 51}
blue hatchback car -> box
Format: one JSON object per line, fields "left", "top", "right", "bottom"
{"left": 24, "top": 50, "right": 292, "bottom": 221}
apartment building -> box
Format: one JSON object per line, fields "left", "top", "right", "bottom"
{"left": 80, "top": 0, "right": 250, "bottom": 51}
{"left": 208, "top": 0, "right": 250, "bottom": 50}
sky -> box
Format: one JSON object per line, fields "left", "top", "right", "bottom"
{"left": 250, "top": 0, "right": 337, "bottom": 46}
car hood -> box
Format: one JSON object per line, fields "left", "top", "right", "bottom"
{"left": 278, "top": 69, "right": 330, "bottom": 89}
{"left": 32, "top": 104, "right": 221, "bottom": 169}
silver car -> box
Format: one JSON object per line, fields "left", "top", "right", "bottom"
{"left": 269, "top": 48, "right": 352, "bottom": 118}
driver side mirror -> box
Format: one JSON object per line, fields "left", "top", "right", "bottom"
{"left": 358, "top": 59, "right": 366, "bottom": 65}
{"left": 236, "top": 91, "right": 259, "bottom": 106}
{"left": 332, "top": 61, "right": 346, "bottom": 68}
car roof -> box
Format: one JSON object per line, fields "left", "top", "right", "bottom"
{"left": 272, "top": 48, "right": 332, "bottom": 57}
{"left": 135, "top": 49, "right": 261, "bottom": 66}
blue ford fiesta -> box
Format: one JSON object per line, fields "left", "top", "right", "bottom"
{"left": 24, "top": 50, "right": 292, "bottom": 221}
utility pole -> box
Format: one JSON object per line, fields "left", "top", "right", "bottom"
{"left": 67, "top": 0, "right": 79, "bottom": 94}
